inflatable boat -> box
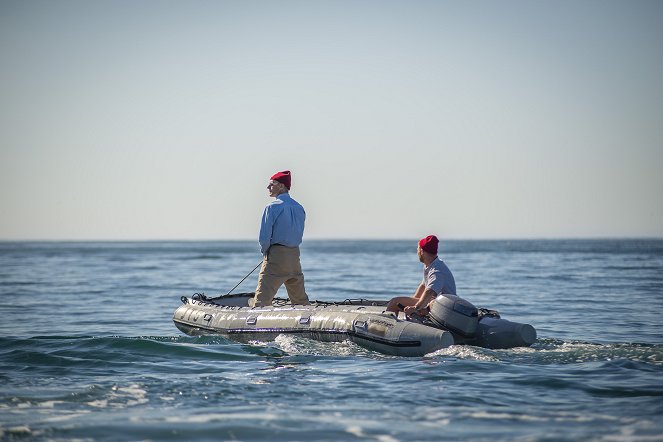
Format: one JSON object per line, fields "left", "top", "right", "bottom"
{"left": 173, "top": 293, "right": 536, "bottom": 357}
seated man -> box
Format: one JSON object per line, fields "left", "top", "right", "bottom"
{"left": 386, "top": 235, "right": 456, "bottom": 317}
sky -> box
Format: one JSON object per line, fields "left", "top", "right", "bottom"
{"left": 1, "top": 0, "right": 662, "bottom": 240}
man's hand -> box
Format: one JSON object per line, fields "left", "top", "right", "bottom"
{"left": 404, "top": 305, "right": 421, "bottom": 316}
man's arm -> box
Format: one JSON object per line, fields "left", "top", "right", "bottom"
{"left": 258, "top": 206, "right": 274, "bottom": 255}
{"left": 405, "top": 288, "right": 437, "bottom": 314}
{"left": 413, "top": 283, "right": 426, "bottom": 299}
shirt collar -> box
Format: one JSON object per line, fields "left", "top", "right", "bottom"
{"left": 424, "top": 256, "right": 440, "bottom": 271}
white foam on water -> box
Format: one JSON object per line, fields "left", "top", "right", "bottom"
{"left": 1, "top": 426, "right": 31, "bottom": 436}
{"left": 602, "top": 425, "right": 663, "bottom": 442}
{"left": 117, "top": 384, "right": 149, "bottom": 407}
{"left": 345, "top": 425, "right": 364, "bottom": 437}
{"left": 38, "top": 400, "right": 65, "bottom": 408}
{"left": 159, "top": 412, "right": 280, "bottom": 423}
{"left": 85, "top": 384, "right": 149, "bottom": 409}
{"left": 464, "top": 409, "right": 644, "bottom": 426}
{"left": 41, "top": 411, "right": 91, "bottom": 423}
{"left": 550, "top": 410, "right": 629, "bottom": 423}
{"left": 345, "top": 424, "right": 400, "bottom": 442}
{"left": 86, "top": 399, "right": 109, "bottom": 408}
{"left": 428, "top": 345, "right": 499, "bottom": 361}
{"left": 250, "top": 379, "right": 271, "bottom": 384}
{"left": 463, "top": 411, "right": 548, "bottom": 422}
{"left": 415, "top": 409, "right": 452, "bottom": 428}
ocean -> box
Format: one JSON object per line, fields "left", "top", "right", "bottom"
{"left": 1, "top": 239, "right": 662, "bottom": 441}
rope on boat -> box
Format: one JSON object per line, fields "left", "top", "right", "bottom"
{"left": 186, "top": 293, "right": 388, "bottom": 308}
{"left": 183, "top": 293, "right": 498, "bottom": 318}
{"left": 191, "top": 293, "right": 207, "bottom": 301}
{"left": 225, "top": 261, "right": 263, "bottom": 296}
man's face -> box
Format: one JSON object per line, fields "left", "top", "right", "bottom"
{"left": 267, "top": 180, "right": 282, "bottom": 197}
{"left": 417, "top": 246, "right": 424, "bottom": 263}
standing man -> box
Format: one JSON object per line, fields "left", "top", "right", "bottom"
{"left": 252, "top": 170, "right": 310, "bottom": 307}
{"left": 386, "top": 235, "right": 456, "bottom": 316}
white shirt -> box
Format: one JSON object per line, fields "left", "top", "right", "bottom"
{"left": 423, "top": 257, "right": 456, "bottom": 295}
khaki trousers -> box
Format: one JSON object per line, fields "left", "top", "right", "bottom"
{"left": 253, "top": 245, "right": 309, "bottom": 307}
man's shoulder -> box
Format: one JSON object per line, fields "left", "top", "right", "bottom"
{"left": 265, "top": 194, "right": 303, "bottom": 210}
{"left": 265, "top": 198, "right": 285, "bottom": 211}
{"left": 281, "top": 194, "right": 304, "bottom": 208}
{"left": 430, "top": 258, "right": 451, "bottom": 273}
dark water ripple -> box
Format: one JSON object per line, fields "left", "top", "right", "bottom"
{"left": 1, "top": 240, "right": 663, "bottom": 441}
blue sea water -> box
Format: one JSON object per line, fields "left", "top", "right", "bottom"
{"left": 1, "top": 239, "right": 662, "bottom": 441}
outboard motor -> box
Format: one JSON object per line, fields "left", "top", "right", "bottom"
{"left": 429, "top": 294, "right": 479, "bottom": 337}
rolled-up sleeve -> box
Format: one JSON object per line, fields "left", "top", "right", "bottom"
{"left": 426, "top": 272, "right": 444, "bottom": 295}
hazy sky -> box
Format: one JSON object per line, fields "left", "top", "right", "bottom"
{"left": 1, "top": 0, "right": 662, "bottom": 240}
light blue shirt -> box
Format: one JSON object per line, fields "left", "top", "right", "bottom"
{"left": 258, "top": 193, "right": 306, "bottom": 254}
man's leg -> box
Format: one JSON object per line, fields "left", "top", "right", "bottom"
{"left": 279, "top": 246, "right": 309, "bottom": 305}
{"left": 253, "top": 258, "right": 284, "bottom": 307}
{"left": 284, "top": 274, "right": 309, "bottom": 305}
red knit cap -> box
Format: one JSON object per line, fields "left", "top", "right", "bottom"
{"left": 270, "top": 170, "right": 291, "bottom": 189}
{"left": 419, "top": 235, "right": 439, "bottom": 254}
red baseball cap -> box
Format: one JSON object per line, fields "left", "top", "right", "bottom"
{"left": 418, "top": 235, "right": 439, "bottom": 254}
{"left": 270, "top": 170, "right": 291, "bottom": 189}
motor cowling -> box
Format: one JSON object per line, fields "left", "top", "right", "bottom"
{"left": 429, "top": 294, "right": 479, "bottom": 337}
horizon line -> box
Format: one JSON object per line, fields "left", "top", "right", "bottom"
{"left": 1, "top": 236, "right": 662, "bottom": 243}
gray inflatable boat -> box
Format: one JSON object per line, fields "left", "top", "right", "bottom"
{"left": 173, "top": 292, "right": 536, "bottom": 357}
